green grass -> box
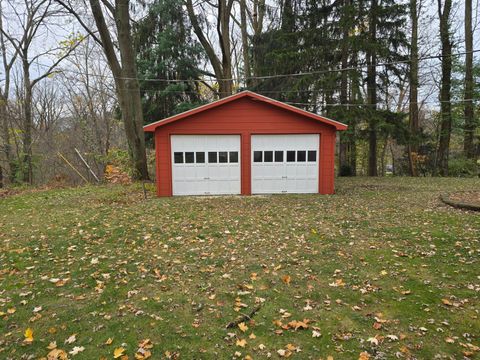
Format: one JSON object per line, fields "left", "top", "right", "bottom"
{"left": 0, "top": 177, "right": 479, "bottom": 359}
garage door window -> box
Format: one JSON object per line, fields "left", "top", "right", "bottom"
{"left": 297, "top": 150, "right": 306, "bottom": 162}
{"left": 185, "top": 152, "right": 195, "bottom": 163}
{"left": 229, "top": 152, "right": 238, "bottom": 163}
{"left": 208, "top": 152, "right": 217, "bottom": 163}
{"left": 174, "top": 152, "right": 183, "bottom": 163}
{"left": 219, "top": 151, "right": 228, "bottom": 163}
{"left": 196, "top": 152, "right": 205, "bottom": 163}
{"left": 264, "top": 151, "right": 273, "bottom": 162}
{"left": 254, "top": 151, "right": 262, "bottom": 162}
{"left": 275, "top": 151, "right": 283, "bottom": 162}
{"left": 287, "top": 151, "right": 296, "bottom": 162}
{"left": 308, "top": 151, "right": 316, "bottom": 162}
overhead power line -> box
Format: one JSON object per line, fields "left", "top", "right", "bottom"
{"left": 16, "top": 48, "right": 480, "bottom": 84}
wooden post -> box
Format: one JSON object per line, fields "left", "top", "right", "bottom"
{"left": 74, "top": 148, "right": 100, "bottom": 182}
{"left": 57, "top": 152, "right": 89, "bottom": 183}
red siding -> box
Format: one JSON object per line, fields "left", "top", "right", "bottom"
{"left": 154, "top": 97, "right": 338, "bottom": 196}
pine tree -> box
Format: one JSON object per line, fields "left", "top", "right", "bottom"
{"left": 135, "top": 0, "right": 204, "bottom": 123}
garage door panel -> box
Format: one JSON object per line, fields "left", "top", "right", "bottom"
{"left": 252, "top": 135, "right": 319, "bottom": 194}
{"left": 171, "top": 135, "right": 240, "bottom": 195}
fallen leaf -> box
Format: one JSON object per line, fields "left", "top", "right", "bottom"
{"left": 24, "top": 328, "right": 33, "bottom": 343}
{"left": 277, "top": 349, "right": 288, "bottom": 357}
{"left": 47, "top": 348, "right": 68, "bottom": 360}
{"left": 442, "top": 298, "right": 453, "bottom": 306}
{"left": 282, "top": 275, "right": 291, "bottom": 285}
{"left": 236, "top": 339, "right": 247, "bottom": 348}
{"left": 114, "top": 347, "right": 125, "bottom": 358}
{"left": 386, "top": 334, "right": 399, "bottom": 341}
{"left": 65, "top": 334, "right": 76, "bottom": 344}
{"left": 359, "top": 351, "right": 370, "bottom": 360}
{"left": 287, "top": 319, "right": 309, "bottom": 330}
{"left": 69, "top": 346, "right": 85, "bottom": 356}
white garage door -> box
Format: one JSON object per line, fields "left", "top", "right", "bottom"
{"left": 251, "top": 134, "right": 319, "bottom": 194}
{"left": 171, "top": 135, "right": 241, "bottom": 195}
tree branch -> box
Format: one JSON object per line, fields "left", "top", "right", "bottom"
{"left": 54, "top": 0, "right": 103, "bottom": 46}
{"left": 31, "top": 37, "right": 83, "bottom": 87}
{"left": 185, "top": 0, "right": 223, "bottom": 78}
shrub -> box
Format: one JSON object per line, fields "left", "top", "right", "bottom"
{"left": 448, "top": 157, "right": 478, "bottom": 177}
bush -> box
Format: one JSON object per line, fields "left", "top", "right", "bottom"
{"left": 100, "top": 148, "right": 132, "bottom": 176}
{"left": 448, "top": 157, "right": 478, "bottom": 177}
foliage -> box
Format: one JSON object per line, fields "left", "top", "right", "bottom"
{"left": 135, "top": 0, "right": 205, "bottom": 124}
{"left": 10, "top": 153, "right": 42, "bottom": 184}
{"left": 100, "top": 148, "right": 133, "bottom": 176}
{"left": 448, "top": 156, "right": 478, "bottom": 177}
{"left": 451, "top": 59, "right": 480, "bottom": 136}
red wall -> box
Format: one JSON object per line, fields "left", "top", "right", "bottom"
{"left": 154, "top": 97, "right": 337, "bottom": 196}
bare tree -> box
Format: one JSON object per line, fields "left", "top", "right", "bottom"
{"left": 56, "top": 0, "right": 149, "bottom": 180}
{"left": 62, "top": 37, "right": 118, "bottom": 166}
{"left": 0, "top": 0, "right": 19, "bottom": 185}
{"left": 1, "top": 0, "right": 78, "bottom": 183}
{"left": 185, "top": 0, "right": 235, "bottom": 98}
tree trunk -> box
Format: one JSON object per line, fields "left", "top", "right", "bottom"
{"left": 463, "top": 0, "right": 474, "bottom": 158}
{"left": 338, "top": 0, "right": 350, "bottom": 175}
{"left": 380, "top": 136, "right": 389, "bottom": 176}
{"left": 349, "top": 55, "right": 362, "bottom": 176}
{"left": 250, "top": 0, "right": 265, "bottom": 86}
{"left": 115, "top": 0, "right": 149, "bottom": 179}
{"left": 436, "top": 0, "right": 452, "bottom": 176}
{"left": 0, "top": 95, "right": 12, "bottom": 182}
{"left": 217, "top": 0, "right": 234, "bottom": 98}
{"left": 367, "top": 0, "right": 378, "bottom": 176}
{"left": 408, "top": 0, "right": 419, "bottom": 176}
{"left": 240, "top": 0, "right": 251, "bottom": 87}
{"left": 281, "top": 0, "right": 294, "bottom": 32}
{"left": 22, "top": 57, "right": 33, "bottom": 184}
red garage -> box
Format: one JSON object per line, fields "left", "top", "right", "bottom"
{"left": 144, "top": 91, "right": 347, "bottom": 196}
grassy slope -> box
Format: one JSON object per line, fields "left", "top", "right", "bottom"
{"left": 0, "top": 177, "right": 479, "bottom": 359}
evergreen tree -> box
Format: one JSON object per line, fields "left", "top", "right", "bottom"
{"left": 135, "top": 0, "right": 205, "bottom": 124}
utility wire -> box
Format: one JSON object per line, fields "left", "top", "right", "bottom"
{"left": 19, "top": 48, "right": 480, "bottom": 84}
{"left": 58, "top": 78, "right": 480, "bottom": 107}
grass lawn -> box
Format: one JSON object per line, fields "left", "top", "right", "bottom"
{"left": 0, "top": 177, "right": 479, "bottom": 360}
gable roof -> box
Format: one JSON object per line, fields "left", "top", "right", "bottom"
{"left": 143, "top": 90, "right": 348, "bottom": 132}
